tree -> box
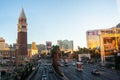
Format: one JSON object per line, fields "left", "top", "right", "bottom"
{"left": 78, "top": 46, "right": 89, "bottom": 54}
{"left": 51, "top": 45, "right": 63, "bottom": 77}
{"left": 52, "top": 45, "right": 60, "bottom": 66}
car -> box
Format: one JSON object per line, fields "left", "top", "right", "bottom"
{"left": 91, "top": 69, "right": 100, "bottom": 75}
{"left": 64, "top": 63, "right": 68, "bottom": 66}
{"left": 49, "top": 69, "right": 53, "bottom": 73}
{"left": 42, "top": 75, "right": 47, "bottom": 80}
{"left": 72, "top": 62, "right": 76, "bottom": 66}
{"left": 61, "top": 59, "right": 64, "bottom": 63}
{"left": 60, "top": 63, "right": 64, "bottom": 66}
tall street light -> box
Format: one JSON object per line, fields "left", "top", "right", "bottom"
{"left": 113, "top": 28, "right": 118, "bottom": 51}
{"left": 9, "top": 44, "right": 12, "bottom": 65}
{"left": 0, "top": 51, "right": 2, "bottom": 80}
{"left": 15, "top": 43, "right": 19, "bottom": 68}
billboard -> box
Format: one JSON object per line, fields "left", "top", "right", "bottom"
{"left": 87, "top": 30, "right": 100, "bottom": 49}
{"left": 103, "top": 37, "right": 120, "bottom": 55}
{"left": 46, "top": 41, "right": 52, "bottom": 50}
{"left": 103, "top": 37, "right": 116, "bottom": 51}
{"left": 117, "top": 37, "right": 120, "bottom": 50}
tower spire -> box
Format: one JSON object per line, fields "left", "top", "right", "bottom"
{"left": 17, "top": 8, "right": 28, "bottom": 65}
{"left": 19, "top": 8, "right": 26, "bottom": 18}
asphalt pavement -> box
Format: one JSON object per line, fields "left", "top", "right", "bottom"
{"left": 28, "top": 59, "right": 63, "bottom": 80}
{"left": 59, "top": 61, "right": 120, "bottom": 80}
{"left": 27, "top": 59, "right": 120, "bottom": 80}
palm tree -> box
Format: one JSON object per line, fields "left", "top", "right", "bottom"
{"left": 52, "top": 45, "right": 60, "bottom": 66}
{"left": 78, "top": 46, "right": 89, "bottom": 54}
{"left": 51, "top": 45, "right": 64, "bottom": 77}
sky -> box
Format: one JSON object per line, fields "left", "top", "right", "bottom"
{"left": 0, "top": 0, "right": 120, "bottom": 50}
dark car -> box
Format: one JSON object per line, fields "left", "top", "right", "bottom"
{"left": 64, "top": 63, "right": 68, "bottom": 66}
{"left": 49, "top": 68, "right": 53, "bottom": 73}
{"left": 91, "top": 69, "right": 100, "bottom": 75}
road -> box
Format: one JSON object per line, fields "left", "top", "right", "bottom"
{"left": 28, "top": 59, "right": 120, "bottom": 80}
{"left": 59, "top": 61, "right": 120, "bottom": 80}
{"left": 30, "top": 59, "right": 63, "bottom": 80}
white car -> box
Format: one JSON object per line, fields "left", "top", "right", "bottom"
{"left": 61, "top": 59, "right": 64, "bottom": 63}
{"left": 60, "top": 63, "right": 64, "bottom": 66}
{"left": 42, "top": 75, "right": 47, "bottom": 80}
{"left": 72, "top": 62, "right": 76, "bottom": 66}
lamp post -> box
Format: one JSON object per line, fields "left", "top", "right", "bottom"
{"left": 0, "top": 51, "right": 2, "bottom": 64}
{"left": 100, "top": 33, "right": 105, "bottom": 66}
{"left": 0, "top": 51, "right": 2, "bottom": 80}
{"left": 113, "top": 28, "right": 118, "bottom": 50}
{"left": 15, "top": 44, "right": 19, "bottom": 68}
{"left": 9, "top": 45, "right": 12, "bottom": 65}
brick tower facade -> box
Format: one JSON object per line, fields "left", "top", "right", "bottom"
{"left": 17, "top": 8, "right": 28, "bottom": 59}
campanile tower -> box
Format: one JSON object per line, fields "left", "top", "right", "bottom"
{"left": 17, "top": 8, "right": 28, "bottom": 57}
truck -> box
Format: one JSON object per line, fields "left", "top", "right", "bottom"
{"left": 76, "top": 62, "right": 83, "bottom": 71}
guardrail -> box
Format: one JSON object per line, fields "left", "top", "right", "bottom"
{"left": 52, "top": 65, "right": 69, "bottom": 80}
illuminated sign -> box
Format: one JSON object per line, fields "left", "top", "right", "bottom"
{"left": 46, "top": 41, "right": 52, "bottom": 50}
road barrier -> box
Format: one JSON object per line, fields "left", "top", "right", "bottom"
{"left": 26, "top": 64, "right": 39, "bottom": 80}
{"left": 52, "top": 65, "right": 69, "bottom": 80}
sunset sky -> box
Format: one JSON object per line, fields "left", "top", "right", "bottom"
{"left": 0, "top": 0, "right": 120, "bottom": 49}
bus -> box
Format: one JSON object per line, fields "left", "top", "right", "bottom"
{"left": 75, "top": 62, "right": 83, "bottom": 71}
